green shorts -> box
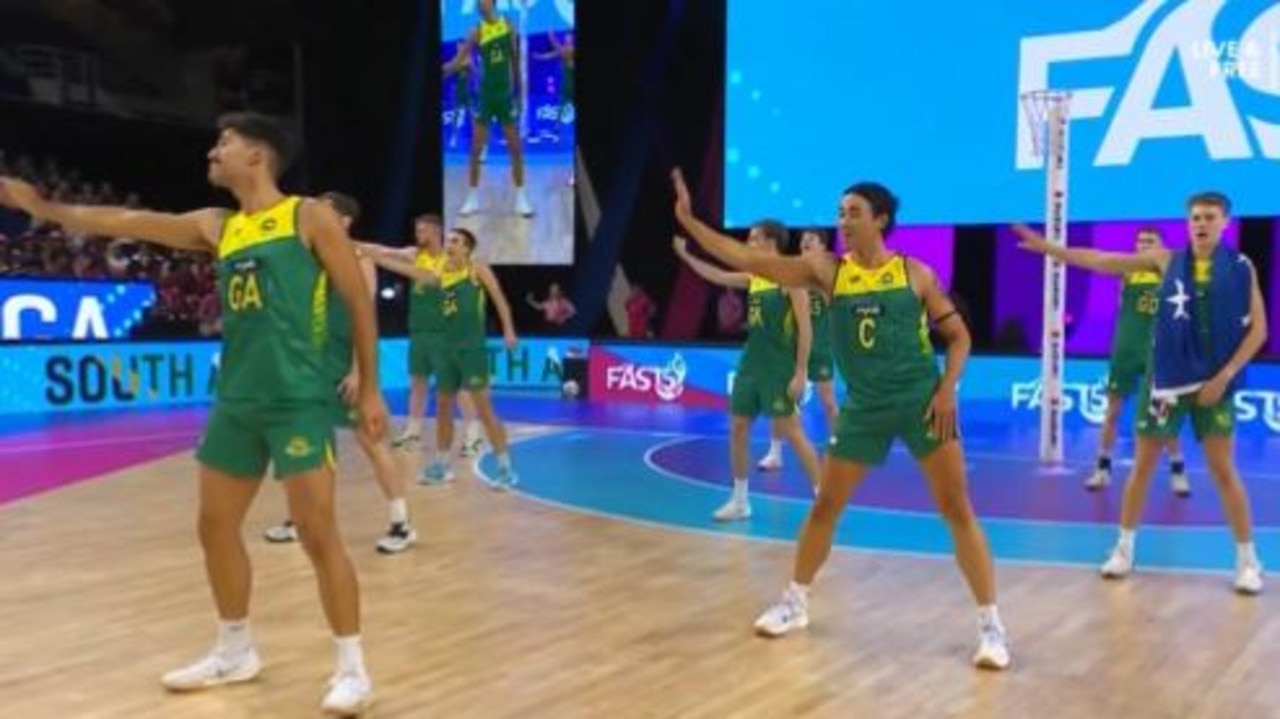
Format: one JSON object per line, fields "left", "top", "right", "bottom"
{"left": 730, "top": 372, "right": 797, "bottom": 418}
{"left": 828, "top": 384, "right": 946, "bottom": 466}
{"left": 808, "top": 353, "right": 834, "bottom": 384}
{"left": 437, "top": 346, "right": 491, "bottom": 394}
{"left": 479, "top": 90, "right": 517, "bottom": 126}
{"left": 1106, "top": 354, "right": 1147, "bottom": 398}
{"left": 409, "top": 334, "right": 440, "bottom": 379}
{"left": 1135, "top": 380, "right": 1234, "bottom": 441}
{"left": 195, "top": 401, "right": 336, "bottom": 480}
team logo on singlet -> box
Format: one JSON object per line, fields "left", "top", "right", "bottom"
{"left": 259, "top": 217, "right": 278, "bottom": 233}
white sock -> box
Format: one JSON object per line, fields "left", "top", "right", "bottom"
{"left": 1117, "top": 528, "right": 1136, "bottom": 555}
{"left": 788, "top": 581, "right": 810, "bottom": 603}
{"left": 466, "top": 420, "right": 483, "bottom": 442}
{"left": 977, "top": 604, "right": 1003, "bottom": 631}
{"left": 1238, "top": 542, "right": 1260, "bottom": 566}
{"left": 389, "top": 498, "right": 408, "bottom": 526}
{"left": 404, "top": 419, "right": 422, "bottom": 436}
{"left": 767, "top": 439, "right": 783, "bottom": 457}
{"left": 497, "top": 452, "right": 512, "bottom": 471}
{"left": 334, "top": 635, "right": 367, "bottom": 678}
{"left": 216, "top": 618, "right": 252, "bottom": 656}
{"left": 731, "top": 478, "right": 748, "bottom": 503}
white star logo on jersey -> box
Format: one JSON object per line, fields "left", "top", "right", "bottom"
{"left": 1166, "top": 280, "right": 1191, "bottom": 320}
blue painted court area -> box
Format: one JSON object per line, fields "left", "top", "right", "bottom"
{"left": 473, "top": 395, "right": 1280, "bottom": 576}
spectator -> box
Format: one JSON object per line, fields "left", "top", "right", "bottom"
{"left": 525, "top": 282, "right": 576, "bottom": 330}
{"left": 716, "top": 286, "right": 744, "bottom": 337}
{"left": 624, "top": 283, "right": 656, "bottom": 339}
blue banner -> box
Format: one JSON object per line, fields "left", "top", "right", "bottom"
{"left": 0, "top": 279, "right": 156, "bottom": 342}
{"left": 591, "top": 343, "right": 1280, "bottom": 435}
{"left": 0, "top": 336, "right": 589, "bottom": 414}
{"left": 726, "top": 1, "right": 1280, "bottom": 226}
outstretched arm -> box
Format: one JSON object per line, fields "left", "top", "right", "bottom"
{"left": 1012, "top": 224, "right": 1166, "bottom": 276}
{"left": 673, "top": 236, "right": 750, "bottom": 288}
{"left": 361, "top": 245, "right": 440, "bottom": 285}
{"left": 474, "top": 262, "right": 517, "bottom": 346}
{"left": 671, "top": 169, "right": 834, "bottom": 293}
{"left": 0, "top": 177, "right": 221, "bottom": 252}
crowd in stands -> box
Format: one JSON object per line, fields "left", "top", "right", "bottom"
{"left": 0, "top": 147, "right": 221, "bottom": 338}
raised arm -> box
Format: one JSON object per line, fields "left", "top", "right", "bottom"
{"left": 0, "top": 177, "right": 221, "bottom": 252}
{"left": 671, "top": 169, "right": 834, "bottom": 293}
{"left": 673, "top": 236, "right": 750, "bottom": 288}
{"left": 300, "top": 199, "right": 387, "bottom": 440}
{"left": 474, "top": 262, "right": 517, "bottom": 347}
{"left": 1012, "top": 224, "right": 1166, "bottom": 276}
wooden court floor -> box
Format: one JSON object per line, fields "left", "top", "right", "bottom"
{"left": 1, "top": 424, "right": 1277, "bottom": 718}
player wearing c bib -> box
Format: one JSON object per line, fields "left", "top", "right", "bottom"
{"left": 672, "top": 170, "right": 1010, "bottom": 670}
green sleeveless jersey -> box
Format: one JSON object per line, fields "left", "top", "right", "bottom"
{"left": 1110, "top": 270, "right": 1160, "bottom": 365}
{"left": 808, "top": 291, "right": 832, "bottom": 359}
{"left": 216, "top": 196, "right": 329, "bottom": 403}
{"left": 441, "top": 262, "right": 486, "bottom": 347}
{"left": 407, "top": 251, "right": 447, "bottom": 337}
{"left": 829, "top": 254, "right": 937, "bottom": 408}
{"left": 739, "top": 276, "right": 796, "bottom": 378}
{"left": 479, "top": 18, "right": 513, "bottom": 95}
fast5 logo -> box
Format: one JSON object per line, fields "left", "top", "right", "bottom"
{"left": 1017, "top": 1, "right": 1280, "bottom": 170}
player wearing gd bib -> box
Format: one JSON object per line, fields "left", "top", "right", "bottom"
{"left": 1086, "top": 228, "right": 1187, "bottom": 496}
{"left": 758, "top": 228, "right": 841, "bottom": 471}
{"left": 262, "top": 192, "right": 417, "bottom": 555}
{"left": 672, "top": 170, "right": 1010, "bottom": 670}
{"left": 673, "top": 223, "right": 822, "bottom": 522}
{"left": 0, "top": 112, "right": 387, "bottom": 713}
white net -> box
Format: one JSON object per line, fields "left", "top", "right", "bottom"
{"left": 1019, "top": 90, "right": 1071, "bottom": 159}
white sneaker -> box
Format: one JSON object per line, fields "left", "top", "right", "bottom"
{"left": 514, "top": 188, "right": 534, "bottom": 217}
{"left": 161, "top": 649, "right": 262, "bottom": 692}
{"left": 389, "top": 429, "right": 420, "bottom": 451}
{"left": 1100, "top": 545, "right": 1134, "bottom": 579}
{"left": 973, "top": 625, "right": 1011, "bottom": 670}
{"left": 322, "top": 672, "right": 373, "bottom": 716}
{"left": 375, "top": 523, "right": 417, "bottom": 555}
{"left": 1085, "top": 467, "right": 1110, "bottom": 491}
{"left": 754, "top": 588, "right": 809, "bottom": 637}
{"left": 1170, "top": 470, "right": 1191, "bottom": 498}
{"left": 712, "top": 497, "right": 751, "bottom": 522}
{"left": 1235, "top": 560, "right": 1264, "bottom": 596}
{"left": 263, "top": 520, "right": 298, "bottom": 543}
{"left": 458, "top": 435, "right": 484, "bottom": 458}
{"left": 459, "top": 189, "right": 481, "bottom": 216}
{"left": 757, "top": 453, "right": 783, "bottom": 471}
